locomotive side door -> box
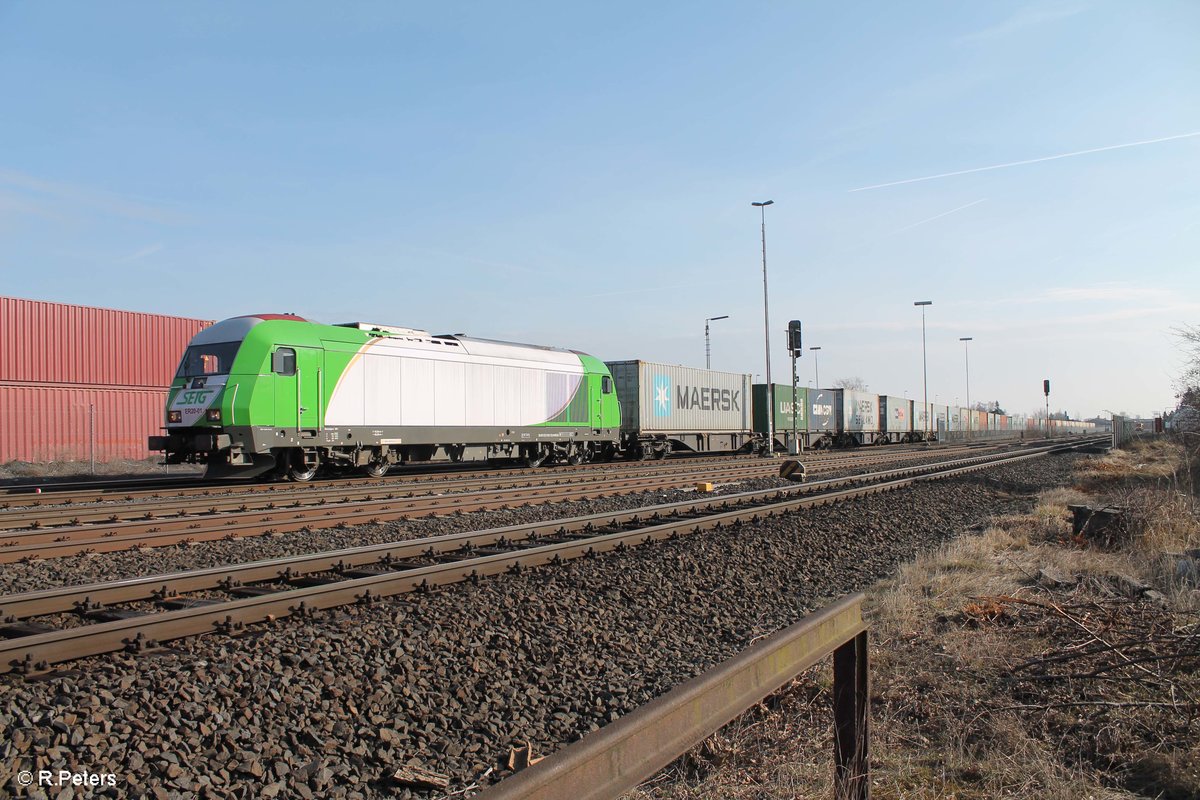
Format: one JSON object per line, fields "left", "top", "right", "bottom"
{"left": 272, "top": 346, "right": 324, "bottom": 433}
{"left": 598, "top": 374, "right": 613, "bottom": 429}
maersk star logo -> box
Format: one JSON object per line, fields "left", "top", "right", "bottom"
{"left": 653, "top": 375, "right": 672, "bottom": 417}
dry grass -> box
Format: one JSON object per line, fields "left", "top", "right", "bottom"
{"left": 0, "top": 458, "right": 202, "bottom": 483}
{"left": 626, "top": 442, "right": 1200, "bottom": 800}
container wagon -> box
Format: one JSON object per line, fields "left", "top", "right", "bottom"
{"left": 605, "top": 360, "right": 755, "bottom": 459}
{"left": 752, "top": 383, "right": 809, "bottom": 451}
{"left": 880, "top": 395, "right": 915, "bottom": 442}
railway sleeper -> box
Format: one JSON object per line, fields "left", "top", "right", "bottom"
{"left": 0, "top": 621, "right": 57, "bottom": 640}
{"left": 158, "top": 597, "right": 225, "bottom": 611}
{"left": 85, "top": 608, "right": 150, "bottom": 623}
{"left": 228, "top": 585, "right": 286, "bottom": 598}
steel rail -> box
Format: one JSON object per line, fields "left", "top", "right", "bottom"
{"left": 0, "top": 462, "right": 795, "bottom": 556}
{"left": 0, "top": 440, "right": 1013, "bottom": 508}
{"left": 0, "top": 447, "right": 1004, "bottom": 561}
{"left": 0, "top": 446, "right": 977, "bottom": 528}
{"left": 0, "top": 445, "right": 1044, "bottom": 620}
{"left": 476, "top": 594, "right": 868, "bottom": 800}
{"left": 0, "top": 439, "right": 1097, "bottom": 674}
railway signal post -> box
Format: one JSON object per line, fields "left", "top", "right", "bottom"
{"left": 1044, "top": 379, "right": 1051, "bottom": 439}
{"left": 788, "top": 320, "right": 802, "bottom": 454}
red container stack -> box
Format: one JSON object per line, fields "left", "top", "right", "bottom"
{"left": 0, "top": 296, "right": 212, "bottom": 464}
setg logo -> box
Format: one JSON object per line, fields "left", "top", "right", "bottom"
{"left": 180, "top": 390, "right": 213, "bottom": 405}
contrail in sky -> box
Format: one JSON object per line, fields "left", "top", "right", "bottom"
{"left": 850, "top": 130, "right": 1200, "bottom": 192}
{"left": 890, "top": 198, "right": 986, "bottom": 233}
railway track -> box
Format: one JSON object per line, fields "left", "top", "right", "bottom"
{"left": 0, "top": 445, "right": 1016, "bottom": 562}
{"left": 0, "top": 443, "right": 999, "bottom": 526}
{"left": 0, "top": 437, "right": 1101, "bottom": 675}
{"left": 0, "top": 439, "right": 1021, "bottom": 508}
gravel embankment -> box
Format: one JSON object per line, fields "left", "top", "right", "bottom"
{"left": 0, "top": 454, "right": 1081, "bottom": 799}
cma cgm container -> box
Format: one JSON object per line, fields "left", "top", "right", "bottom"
{"left": 605, "top": 361, "right": 754, "bottom": 455}
{"left": 0, "top": 296, "right": 212, "bottom": 463}
{"left": 752, "top": 384, "right": 808, "bottom": 443}
{"left": 808, "top": 389, "right": 838, "bottom": 434}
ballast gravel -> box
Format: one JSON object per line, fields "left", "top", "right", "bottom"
{"left": 0, "top": 452, "right": 972, "bottom": 596}
{"left": 1, "top": 453, "right": 1083, "bottom": 799}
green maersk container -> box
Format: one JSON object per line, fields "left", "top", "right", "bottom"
{"left": 752, "top": 384, "right": 808, "bottom": 435}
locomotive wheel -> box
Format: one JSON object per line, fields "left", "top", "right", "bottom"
{"left": 287, "top": 450, "right": 319, "bottom": 482}
{"left": 361, "top": 459, "right": 389, "bottom": 478}
{"left": 653, "top": 446, "right": 668, "bottom": 460}
{"left": 523, "top": 446, "right": 547, "bottom": 468}
{"left": 567, "top": 447, "right": 587, "bottom": 466}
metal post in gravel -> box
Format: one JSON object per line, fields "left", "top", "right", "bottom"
{"left": 833, "top": 629, "right": 870, "bottom": 800}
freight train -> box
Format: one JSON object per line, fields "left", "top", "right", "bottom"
{"left": 752, "top": 384, "right": 1095, "bottom": 450}
{"left": 151, "top": 314, "right": 1093, "bottom": 480}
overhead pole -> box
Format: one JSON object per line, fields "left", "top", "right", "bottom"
{"left": 960, "top": 337, "right": 973, "bottom": 438}
{"left": 753, "top": 200, "right": 775, "bottom": 455}
{"left": 705, "top": 315, "right": 729, "bottom": 370}
{"left": 914, "top": 301, "right": 933, "bottom": 440}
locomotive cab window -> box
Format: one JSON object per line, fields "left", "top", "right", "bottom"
{"left": 601, "top": 376, "right": 613, "bottom": 394}
{"left": 272, "top": 347, "right": 297, "bottom": 376}
{"left": 176, "top": 342, "right": 240, "bottom": 377}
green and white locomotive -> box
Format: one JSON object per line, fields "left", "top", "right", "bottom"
{"left": 150, "top": 314, "right": 622, "bottom": 480}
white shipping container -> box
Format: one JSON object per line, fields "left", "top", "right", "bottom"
{"left": 881, "top": 396, "right": 912, "bottom": 433}
{"left": 606, "top": 361, "right": 753, "bottom": 434}
{"left": 842, "top": 389, "right": 880, "bottom": 432}
{"left": 913, "top": 401, "right": 934, "bottom": 433}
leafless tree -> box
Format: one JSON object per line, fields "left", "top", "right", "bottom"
{"left": 833, "top": 376, "right": 868, "bottom": 391}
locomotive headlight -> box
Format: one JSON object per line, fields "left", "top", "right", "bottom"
{"left": 206, "top": 409, "right": 222, "bottom": 422}
{"left": 168, "top": 410, "right": 182, "bottom": 423}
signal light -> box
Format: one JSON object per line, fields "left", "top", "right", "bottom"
{"left": 168, "top": 410, "right": 182, "bottom": 423}
{"left": 206, "top": 409, "right": 222, "bottom": 422}
{"left": 787, "top": 320, "right": 802, "bottom": 354}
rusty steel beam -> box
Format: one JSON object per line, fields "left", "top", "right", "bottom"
{"left": 476, "top": 594, "right": 868, "bottom": 800}
{"left": 834, "top": 630, "right": 870, "bottom": 800}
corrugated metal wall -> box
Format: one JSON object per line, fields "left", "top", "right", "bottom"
{"left": 0, "top": 296, "right": 212, "bottom": 463}
{"left": 0, "top": 296, "right": 210, "bottom": 387}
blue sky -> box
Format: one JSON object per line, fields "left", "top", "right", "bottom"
{"left": 2, "top": 1, "right": 1197, "bottom": 418}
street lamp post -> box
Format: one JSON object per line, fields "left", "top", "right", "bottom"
{"left": 705, "top": 315, "right": 729, "bottom": 369}
{"left": 959, "top": 337, "right": 973, "bottom": 437}
{"left": 752, "top": 200, "right": 775, "bottom": 454}
{"left": 807, "top": 346, "right": 821, "bottom": 447}
{"left": 914, "top": 301, "right": 933, "bottom": 439}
